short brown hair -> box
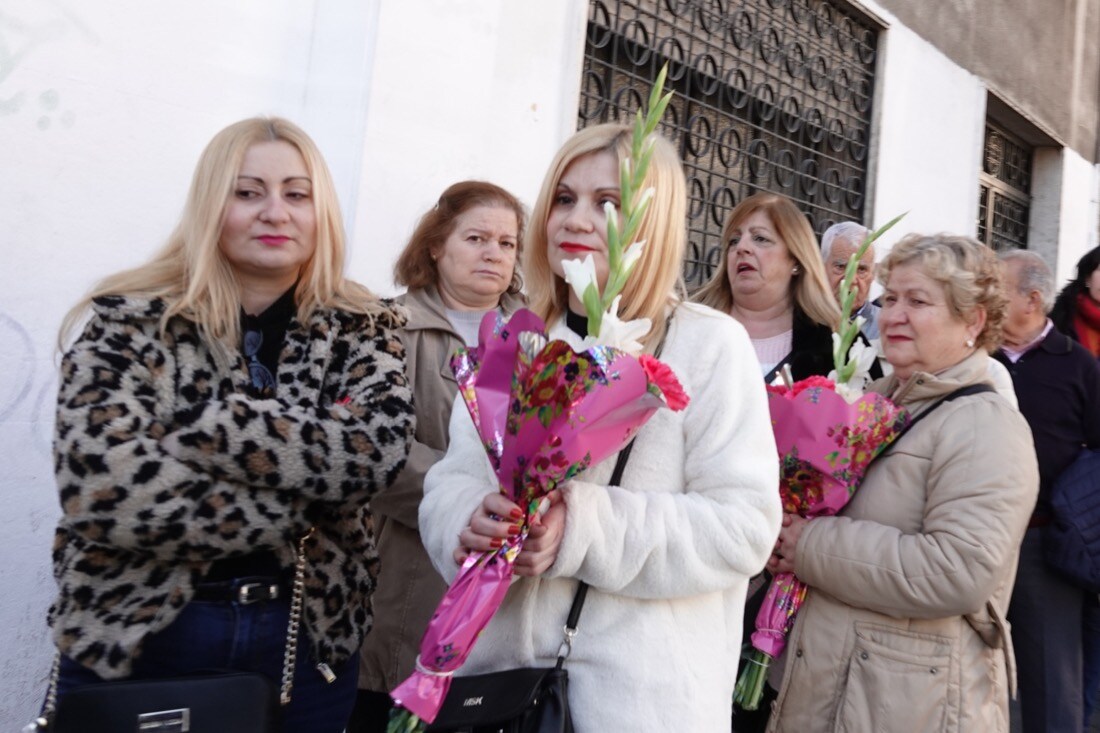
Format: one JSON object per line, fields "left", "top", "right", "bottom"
{"left": 394, "top": 180, "right": 526, "bottom": 294}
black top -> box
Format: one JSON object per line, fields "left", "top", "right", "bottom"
{"left": 202, "top": 287, "right": 297, "bottom": 583}
{"left": 763, "top": 308, "right": 883, "bottom": 383}
{"left": 566, "top": 309, "right": 589, "bottom": 338}
{"left": 241, "top": 286, "right": 296, "bottom": 384}
{"left": 993, "top": 326, "right": 1100, "bottom": 517}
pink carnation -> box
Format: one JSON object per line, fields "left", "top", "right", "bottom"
{"left": 639, "top": 354, "right": 690, "bottom": 411}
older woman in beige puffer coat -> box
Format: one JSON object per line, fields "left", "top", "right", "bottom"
{"left": 765, "top": 234, "right": 1038, "bottom": 733}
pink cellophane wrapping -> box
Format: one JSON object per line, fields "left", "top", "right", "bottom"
{"left": 749, "top": 380, "right": 907, "bottom": 659}
{"left": 390, "top": 309, "right": 686, "bottom": 722}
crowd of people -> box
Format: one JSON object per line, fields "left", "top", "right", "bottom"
{"left": 38, "top": 115, "right": 1100, "bottom": 733}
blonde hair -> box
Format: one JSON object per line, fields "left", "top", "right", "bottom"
{"left": 523, "top": 123, "right": 687, "bottom": 351}
{"left": 60, "top": 116, "right": 384, "bottom": 349}
{"left": 878, "top": 233, "right": 1007, "bottom": 352}
{"left": 693, "top": 192, "right": 841, "bottom": 329}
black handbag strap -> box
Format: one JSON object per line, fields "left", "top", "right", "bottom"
{"left": 554, "top": 439, "right": 635, "bottom": 669}
{"left": 879, "top": 382, "right": 995, "bottom": 456}
{"left": 552, "top": 313, "right": 669, "bottom": 669}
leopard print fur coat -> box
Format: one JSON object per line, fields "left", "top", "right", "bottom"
{"left": 50, "top": 294, "right": 414, "bottom": 679}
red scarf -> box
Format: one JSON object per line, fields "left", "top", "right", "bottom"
{"left": 1074, "top": 292, "right": 1100, "bottom": 357}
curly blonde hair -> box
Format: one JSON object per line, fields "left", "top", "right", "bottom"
{"left": 877, "top": 233, "right": 1007, "bottom": 352}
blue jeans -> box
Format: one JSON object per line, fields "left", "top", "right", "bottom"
{"left": 57, "top": 588, "right": 358, "bottom": 733}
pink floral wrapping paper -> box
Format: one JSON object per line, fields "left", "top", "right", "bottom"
{"left": 390, "top": 308, "right": 688, "bottom": 723}
{"left": 749, "top": 378, "right": 908, "bottom": 660}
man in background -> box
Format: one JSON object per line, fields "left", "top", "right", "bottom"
{"left": 820, "top": 221, "right": 877, "bottom": 338}
{"left": 995, "top": 249, "right": 1100, "bottom": 732}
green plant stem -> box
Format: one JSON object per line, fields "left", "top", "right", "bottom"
{"left": 732, "top": 649, "right": 773, "bottom": 711}
{"left": 831, "top": 212, "right": 907, "bottom": 380}
{"left": 585, "top": 63, "right": 673, "bottom": 337}
{"left": 386, "top": 709, "right": 425, "bottom": 733}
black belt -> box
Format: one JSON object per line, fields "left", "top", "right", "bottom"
{"left": 192, "top": 575, "right": 288, "bottom": 605}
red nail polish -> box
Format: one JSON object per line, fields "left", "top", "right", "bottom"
{"left": 490, "top": 538, "right": 503, "bottom": 549}
{"left": 509, "top": 508, "right": 523, "bottom": 520}
{"left": 508, "top": 524, "right": 521, "bottom": 536}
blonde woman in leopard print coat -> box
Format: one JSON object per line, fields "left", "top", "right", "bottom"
{"left": 46, "top": 117, "right": 413, "bottom": 733}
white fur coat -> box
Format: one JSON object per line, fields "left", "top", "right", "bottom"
{"left": 420, "top": 302, "right": 781, "bottom": 731}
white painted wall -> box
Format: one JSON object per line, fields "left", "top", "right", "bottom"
{"left": 350, "top": 1, "right": 587, "bottom": 295}
{"left": 1053, "top": 152, "right": 1100, "bottom": 288}
{"left": 864, "top": 4, "right": 988, "bottom": 253}
{"left": 0, "top": 1, "right": 585, "bottom": 727}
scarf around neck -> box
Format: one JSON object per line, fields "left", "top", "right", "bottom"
{"left": 1073, "top": 291, "right": 1100, "bottom": 357}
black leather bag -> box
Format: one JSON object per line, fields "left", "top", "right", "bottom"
{"left": 426, "top": 667, "right": 571, "bottom": 733}
{"left": 28, "top": 531, "right": 316, "bottom": 733}
{"left": 427, "top": 443, "right": 635, "bottom": 733}
{"left": 50, "top": 671, "right": 279, "bottom": 733}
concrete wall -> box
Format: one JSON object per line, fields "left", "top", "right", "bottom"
{"left": 0, "top": 1, "right": 585, "bottom": 727}
{"left": 871, "top": 0, "right": 1100, "bottom": 161}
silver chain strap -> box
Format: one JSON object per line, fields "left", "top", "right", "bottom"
{"left": 23, "top": 652, "right": 61, "bottom": 731}
{"left": 29, "top": 528, "right": 315, "bottom": 730}
{"left": 280, "top": 527, "right": 314, "bottom": 704}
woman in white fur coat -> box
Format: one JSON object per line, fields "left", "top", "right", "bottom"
{"left": 419, "top": 123, "right": 782, "bottom": 730}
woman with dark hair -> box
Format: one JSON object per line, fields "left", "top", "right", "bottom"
{"left": 46, "top": 117, "right": 414, "bottom": 733}
{"left": 1051, "top": 245, "right": 1100, "bottom": 357}
{"left": 348, "top": 180, "right": 526, "bottom": 732}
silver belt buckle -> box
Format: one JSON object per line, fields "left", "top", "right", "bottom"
{"left": 237, "top": 582, "right": 278, "bottom": 604}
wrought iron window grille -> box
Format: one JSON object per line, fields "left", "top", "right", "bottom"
{"left": 579, "top": 0, "right": 880, "bottom": 289}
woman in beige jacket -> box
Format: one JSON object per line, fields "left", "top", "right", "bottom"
{"left": 348, "top": 181, "right": 525, "bottom": 732}
{"left": 766, "top": 233, "right": 1039, "bottom": 732}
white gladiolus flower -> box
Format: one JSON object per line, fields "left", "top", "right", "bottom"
{"left": 829, "top": 340, "right": 877, "bottom": 402}
{"left": 622, "top": 240, "right": 646, "bottom": 271}
{"left": 848, "top": 340, "right": 877, "bottom": 379}
{"left": 833, "top": 381, "right": 865, "bottom": 404}
{"left": 561, "top": 254, "right": 598, "bottom": 306}
{"left": 589, "top": 296, "right": 652, "bottom": 355}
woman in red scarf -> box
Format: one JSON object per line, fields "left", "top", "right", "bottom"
{"left": 1052, "top": 246, "right": 1100, "bottom": 357}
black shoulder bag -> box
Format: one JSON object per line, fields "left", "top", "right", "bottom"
{"left": 426, "top": 442, "right": 636, "bottom": 733}
{"left": 27, "top": 530, "right": 317, "bottom": 733}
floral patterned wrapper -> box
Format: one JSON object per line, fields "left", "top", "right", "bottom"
{"left": 389, "top": 308, "right": 688, "bottom": 725}
{"left": 734, "top": 376, "right": 907, "bottom": 710}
